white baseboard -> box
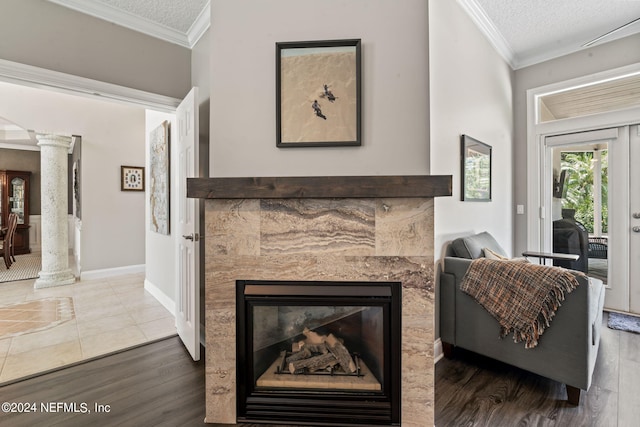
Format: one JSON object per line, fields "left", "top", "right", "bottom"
{"left": 144, "top": 278, "right": 176, "bottom": 316}
{"left": 80, "top": 264, "right": 145, "bottom": 281}
{"left": 434, "top": 338, "right": 444, "bottom": 363}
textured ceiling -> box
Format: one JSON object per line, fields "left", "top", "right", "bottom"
{"left": 93, "top": 0, "right": 208, "bottom": 32}
{"left": 472, "top": 0, "right": 640, "bottom": 68}
{"left": 48, "top": 1, "right": 640, "bottom": 68}
{"left": 48, "top": 0, "right": 210, "bottom": 47}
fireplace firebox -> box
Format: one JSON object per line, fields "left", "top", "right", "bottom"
{"left": 236, "top": 280, "right": 401, "bottom": 426}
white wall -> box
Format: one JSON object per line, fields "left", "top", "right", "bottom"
{"left": 209, "top": 0, "right": 430, "bottom": 177}
{"left": 429, "top": 0, "right": 514, "bottom": 260}
{"left": 144, "top": 110, "right": 178, "bottom": 306}
{"left": 0, "top": 81, "right": 146, "bottom": 272}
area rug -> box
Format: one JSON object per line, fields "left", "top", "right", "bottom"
{"left": 0, "top": 253, "right": 41, "bottom": 283}
{"left": 607, "top": 312, "right": 640, "bottom": 334}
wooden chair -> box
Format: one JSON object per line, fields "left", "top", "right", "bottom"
{"left": 1, "top": 213, "right": 18, "bottom": 269}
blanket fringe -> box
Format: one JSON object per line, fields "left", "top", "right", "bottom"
{"left": 461, "top": 258, "right": 583, "bottom": 349}
{"left": 500, "top": 273, "right": 579, "bottom": 348}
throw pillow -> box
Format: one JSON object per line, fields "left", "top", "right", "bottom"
{"left": 483, "top": 247, "right": 529, "bottom": 263}
{"left": 483, "top": 247, "right": 508, "bottom": 260}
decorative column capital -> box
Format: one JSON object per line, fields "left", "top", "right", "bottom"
{"left": 36, "top": 133, "right": 72, "bottom": 149}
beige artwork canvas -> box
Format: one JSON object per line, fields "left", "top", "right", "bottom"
{"left": 277, "top": 40, "right": 360, "bottom": 147}
{"left": 150, "top": 121, "right": 170, "bottom": 234}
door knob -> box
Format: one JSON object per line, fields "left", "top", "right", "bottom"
{"left": 182, "top": 234, "right": 194, "bottom": 240}
{"left": 633, "top": 226, "right": 640, "bottom": 233}
{"left": 182, "top": 233, "right": 199, "bottom": 241}
{"left": 633, "top": 212, "right": 640, "bottom": 219}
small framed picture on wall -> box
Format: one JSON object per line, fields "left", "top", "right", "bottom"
{"left": 121, "top": 166, "right": 145, "bottom": 191}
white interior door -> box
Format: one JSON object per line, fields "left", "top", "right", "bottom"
{"left": 176, "top": 87, "right": 200, "bottom": 361}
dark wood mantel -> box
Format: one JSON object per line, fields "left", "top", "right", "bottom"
{"left": 187, "top": 175, "right": 452, "bottom": 199}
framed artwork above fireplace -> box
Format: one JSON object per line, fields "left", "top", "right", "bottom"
{"left": 276, "top": 39, "right": 362, "bottom": 148}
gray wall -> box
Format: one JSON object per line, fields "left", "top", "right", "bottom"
{"left": 428, "top": 0, "right": 514, "bottom": 338}
{"left": 0, "top": 82, "right": 147, "bottom": 272}
{"left": 0, "top": 0, "right": 191, "bottom": 99}
{"left": 208, "top": 0, "right": 430, "bottom": 177}
{"left": 513, "top": 33, "right": 640, "bottom": 255}
{"left": 430, "top": 0, "right": 514, "bottom": 258}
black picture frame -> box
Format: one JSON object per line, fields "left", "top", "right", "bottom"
{"left": 461, "top": 135, "right": 492, "bottom": 201}
{"left": 276, "top": 39, "right": 361, "bottom": 148}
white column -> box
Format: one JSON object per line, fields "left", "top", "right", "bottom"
{"left": 34, "top": 134, "right": 75, "bottom": 288}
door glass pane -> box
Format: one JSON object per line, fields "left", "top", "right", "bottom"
{"left": 551, "top": 144, "right": 608, "bottom": 284}
{"left": 11, "top": 177, "right": 25, "bottom": 224}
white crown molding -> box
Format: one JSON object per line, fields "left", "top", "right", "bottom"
{"left": 187, "top": 1, "right": 211, "bottom": 47}
{"left": 0, "top": 141, "right": 40, "bottom": 151}
{"left": 48, "top": 0, "right": 209, "bottom": 49}
{"left": 456, "top": 0, "right": 517, "bottom": 69}
{"left": 0, "top": 58, "right": 181, "bottom": 112}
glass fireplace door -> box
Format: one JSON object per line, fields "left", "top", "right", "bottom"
{"left": 252, "top": 304, "right": 384, "bottom": 392}
{"left": 236, "top": 280, "right": 401, "bottom": 426}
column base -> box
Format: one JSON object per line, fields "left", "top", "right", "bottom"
{"left": 34, "top": 269, "right": 76, "bottom": 288}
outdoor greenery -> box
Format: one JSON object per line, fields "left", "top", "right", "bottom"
{"left": 464, "top": 153, "right": 491, "bottom": 200}
{"left": 561, "top": 151, "right": 608, "bottom": 233}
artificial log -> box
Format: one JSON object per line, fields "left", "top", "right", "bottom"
{"left": 305, "top": 343, "right": 329, "bottom": 354}
{"left": 302, "top": 327, "right": 326, "bottom": 345}
{"left": 326, "top": 333, "right": 356, "bottom": 373}
{"left": 289, "top": 352, "right": 336, "bottom": 374}
{"left": 285, "top": 347, "right": 312, "bottom": 363}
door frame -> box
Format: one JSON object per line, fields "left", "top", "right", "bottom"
{"left": 0, "top": 58, "right": 181, "bottom": 112}
{"left": 527, "top": 64, "right": 640, "bottom": 314}
{"left": 526, "top": 62, "right": 640, "bottom": 253}
{"left": 0, "top": 60, "right": 202, "bottom": 330}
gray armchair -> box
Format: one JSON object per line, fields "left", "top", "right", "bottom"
{"left": 439, "top": 232, "right": 605, "bottom": 405}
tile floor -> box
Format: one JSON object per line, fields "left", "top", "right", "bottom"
{"left": 0, "top": 273, "right": 176, "bottom": 384}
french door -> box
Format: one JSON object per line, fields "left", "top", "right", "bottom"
{"left": 543, "top": 125, "right": 639, "bottom": 314}
{"left": 629, "top": 125, "right": 640, "bottom": 314}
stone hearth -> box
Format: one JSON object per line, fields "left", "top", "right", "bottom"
{"left": 188, "top": 175, "right": 451, "bottom": 426}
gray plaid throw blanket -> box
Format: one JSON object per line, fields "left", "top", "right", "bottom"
{"left": 460, "top": 259, "right": 584, "bottom": 348}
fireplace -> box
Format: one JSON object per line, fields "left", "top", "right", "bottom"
{"left": 236, "top": 280, "right": 401, "bottom": 425}
{"left": 187, "top": 175, "right": 452, "bottom": 425}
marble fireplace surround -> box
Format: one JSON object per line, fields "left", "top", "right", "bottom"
{"left": 187, "top": 175, "right": 452, "bottom": 426}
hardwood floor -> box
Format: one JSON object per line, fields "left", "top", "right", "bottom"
{"left": 3, "top": 313, "right": 637, "bottom": 426}
{"left": 435, "top": 312, "right": 640, "bottom": 426}
{"left": 0, "top": 336, "right": 207, "bottom": 426}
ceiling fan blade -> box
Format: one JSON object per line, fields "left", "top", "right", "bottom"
{"left": 583, "top": 16, "right": 640, "bottom": 47}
